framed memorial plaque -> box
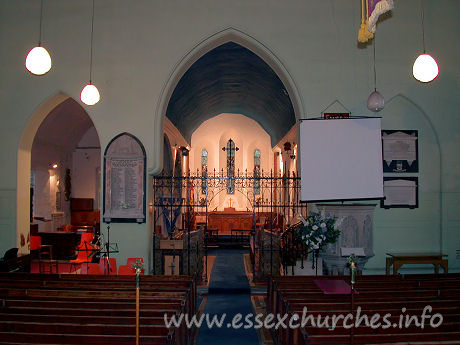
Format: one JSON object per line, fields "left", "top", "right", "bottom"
{"left": 381, "top": 177, "right": 418, "bottom": 209}
{"left": 103, "top": 133, "right": 146, "bottom": 223}
{"left": 382, "top": 130, "right": 418, "bottom": 173}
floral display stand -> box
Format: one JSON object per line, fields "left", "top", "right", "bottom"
{"left": 283, "top": 256, "right": 323, "bottom": 276}
{"left": 280, "top": 211, "right": 339, "bottom": 277}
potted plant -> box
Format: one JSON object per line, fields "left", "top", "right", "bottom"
{"left": 298, "top": 211, "right": 340, "bottom": 255}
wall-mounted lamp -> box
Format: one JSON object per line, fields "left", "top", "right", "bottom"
{"left": 149, "top": 202, "right": 153, "bottom": 214}
{"left": 179, "top": 146, "right": 189, "bottom": 156}
{"left": 283, "top": 142, "right": 296, "bottom": 159}
{"left": 283, "top": 142, "right": 291, "bottom": 152}
{"left": 291, "top": 147, "right": 296, "bottom": 160}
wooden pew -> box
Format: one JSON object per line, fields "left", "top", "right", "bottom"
{"left": 268, "top": 274, "right": 460, "bottom": 345}
{"left": 0, "top": 273, "right": 197, "bottom": 345}
{"left": 0, "top": 272, "right": 196, "bottom": 318}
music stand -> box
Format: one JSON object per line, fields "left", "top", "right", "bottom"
{"left": 100, "top": 224, "right": 119, "bottom": 274}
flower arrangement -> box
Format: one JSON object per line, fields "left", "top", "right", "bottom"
{"left": 298, "top": 212, "right": 340, "bottom": 253}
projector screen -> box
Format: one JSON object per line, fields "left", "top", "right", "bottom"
{"left": 300, "top": 117, "right": 384, "bottom": 202}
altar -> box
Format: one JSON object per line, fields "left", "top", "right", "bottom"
{"left": 208, "top": 208, "right": 254, "bottom": 236}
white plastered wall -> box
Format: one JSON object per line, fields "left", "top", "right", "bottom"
{"left": 190, "top": 113, "right": 273, "bottom": 211}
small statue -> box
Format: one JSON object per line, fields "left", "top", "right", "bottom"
{"left": 64, "top": 169, "right": 71, "bottom": 201}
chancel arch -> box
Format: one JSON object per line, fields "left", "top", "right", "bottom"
{"left": 153, "top": 27, "right": 304, "bottom": 175}
{"left": 152, "top": 29, "right": 306, "bottom": 281}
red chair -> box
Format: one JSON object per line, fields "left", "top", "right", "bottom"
{"left": 99, "top": 257, "right": 117, "bottom": 275}
{"left": 30, "top": 236, "right": 41, "bottom": 251}
{"left": 126, "top": 257, "right": 145, "bottom": 274}
{"left": 30, "top": 235, "right": 55, "bottom": 273}
{"left": 87, "top": 263, "right": 102, "bottom": 275}
{"left": 69, "top": 242, "right": 92, "bottom": 273}
{"left": 80, "top": 232, "right": 94, "bottom": 244}
{"left": 62, "top": 224, "right": 73, "bottom": 232}
{"left": 118, "top": 265, "right": 135, "bottom": 275}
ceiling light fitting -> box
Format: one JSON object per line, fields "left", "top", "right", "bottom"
{"left": 412, "top": 0, "right": 438, "bottom": 83}
{"left": 367, "top": 38, "right": 384, "bottom": 112}
{"left": 80, "top": 0, "right": 100, "bottom": 105}
{"left": 25, "top": 0, "right": 52, "bottom": 75}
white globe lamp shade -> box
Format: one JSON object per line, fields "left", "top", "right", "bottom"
{"left": 413, "top": 54, "right": 438, "bottom": 83}
{"left": 25, "top": 46, "right": 52, "bottom": 75}
{"left": 367, "top": 90, "right": 385, "bottom": 112}
{"left": 80, "top": 84, "right": 100, "bottom": 105}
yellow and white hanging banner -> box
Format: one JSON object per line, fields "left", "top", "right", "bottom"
{"left": 358, "top": 0, "right": 394, "bottom": 43}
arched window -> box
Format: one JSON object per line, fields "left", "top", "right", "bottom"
{"left": 224, "top": 139, "right": 238, "bottom": 194}
{"left": 201, "top": 149, "right": 208, "bottom": 194}
{"left": 254, "top": 149, "right": 261, "bottom": 195}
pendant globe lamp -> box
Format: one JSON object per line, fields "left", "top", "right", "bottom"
{"left": 80, "top": 0, "right": 100, "bottom": 106}
{"left": 25, "top": 0, "right": 52, "bottom": 75}
{"left": 367, "top": 39, "right": 384, "bottom": 112}
{"left": 413, "top": 0, "right": 438, "bottom": 83}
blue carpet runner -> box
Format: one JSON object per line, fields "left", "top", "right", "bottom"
{"left": 196, "top": 248, "right": 259, "bottom": 345}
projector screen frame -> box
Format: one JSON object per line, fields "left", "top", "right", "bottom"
{"left": 299, "top": 116, "right": 384, "bottom": 203}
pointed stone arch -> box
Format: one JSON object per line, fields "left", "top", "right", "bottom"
{"left": 16, "top": 93, "right": 100, "bottom": 253}
{"left": 383, "top": 93, "right": 443, "bottom": 252}
{"left": 151, "top": 27, "right": 305, "bottom": 175}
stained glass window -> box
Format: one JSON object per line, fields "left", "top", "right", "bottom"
{"left": 226, "top": 139, "right": 237, "bottom": 194}
{"left": 254, "top": 149, "right": 261, "bottom": 195}
{"left": 201, "top": 149, "right": 207, "bottom": 194}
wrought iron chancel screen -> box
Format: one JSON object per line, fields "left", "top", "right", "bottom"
{"left": 152, "top": 169, "right": 304, "bottom": 281}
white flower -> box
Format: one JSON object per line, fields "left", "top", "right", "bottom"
{"left": 320, "top": 223, "right": 326, "bottom": 228}
{"left": 312, "top": 225, "right": 318, "bottom": 230}
{"left": 300, "top": 214, "right": 308, "bottom": 226}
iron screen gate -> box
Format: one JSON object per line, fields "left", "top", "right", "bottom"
{"left": 152, "top": 169, "right": 305, "bottom": 282}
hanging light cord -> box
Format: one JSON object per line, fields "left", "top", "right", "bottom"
{"left": 89, "top": 0, "right": 95, "bottom": 83}
{"left": 38, "top": 0, "right": 44, "bottom": 46}
{"left": 373, "top": 38, "right": 377, "bottom": 92}
{"left": 420, "top": 0, "right": 426, "bottom": 53}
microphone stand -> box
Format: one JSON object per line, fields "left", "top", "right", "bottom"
{"left": 133, "top": 259, "right": 144, "bottom": 345}
{"left": 105, "top": 224, "right": 113, "bottom": 275}
{"left": 347, "top": 254, "right": 357, "bottom": 345}
{"left": 107, "top": 224, "right": 111, "bottom": 264}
